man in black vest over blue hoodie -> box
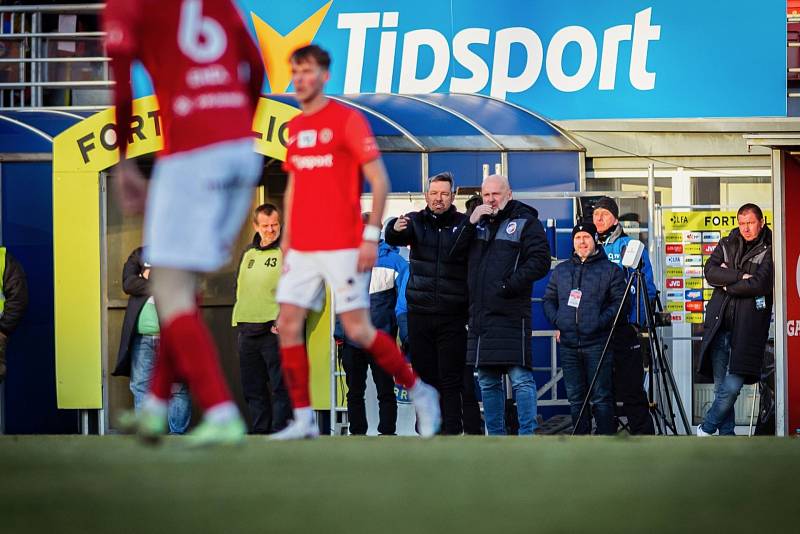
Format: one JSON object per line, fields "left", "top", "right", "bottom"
{"left": 543, "top": 223, "right": 626, "bottom": 434}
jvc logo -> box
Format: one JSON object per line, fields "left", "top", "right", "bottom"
{"left": 337, "top": 7, "right": 660, "bottom": 98}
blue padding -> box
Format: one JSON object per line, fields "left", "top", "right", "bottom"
{"left": 345, "top": 94, "right": 483, "bottom": 137}
{"left": 0, "top": 118, "right": 52, "bottom": 152}
{"left": 10, "top": 111, "right": 83, "bottom": 138}
{"left": 269, "top": 94, "right": 406, "bottom": 137}
{"left": 418, "top": 93, "right": 562, "bottom": 137}
{"left": 428, "top": 152, "right": 501, "bottom": 188}
{"left": 383, "top": 153, "right": 422, "bottom": 193}
{"left": 2, "top": 162, "right": 78, "bottom": 434}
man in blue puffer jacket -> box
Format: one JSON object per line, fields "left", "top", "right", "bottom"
{"left": 543, "top": 223, "right": 626, "bottom": 435}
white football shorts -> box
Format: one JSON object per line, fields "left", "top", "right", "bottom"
{"left": 276, "top": 248, "right": 370, "bottom": 313}
{"left": 144, "top": 138, "right": 262, "bottom": 272}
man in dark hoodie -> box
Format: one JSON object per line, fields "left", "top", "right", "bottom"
{"left": 543, "top": 223, "right": 626, "bottom": 435}
{"left": 456, "top": 175, "right": 551, "bottom": 435}
{"left": 697, "top": 203, "right": 772, "bottom": 436}
{"left": 232, "top": 203, "right": 291, "bottom": 434}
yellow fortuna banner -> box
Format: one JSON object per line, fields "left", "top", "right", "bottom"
{"left": 52, "top": 96, "right": 333, "bottom": 409}
{"left": 663, "top": 210, "right": 772, "bottom": 232}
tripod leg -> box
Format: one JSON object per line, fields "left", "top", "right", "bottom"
{"left": 571, "top": 274, "right": 636, "bottom": 436}
{"left": 748, "top": 386, "right": 759, "bottom": 437}
{"left": 641, "top": 274, "right": 691, "bottom": 434}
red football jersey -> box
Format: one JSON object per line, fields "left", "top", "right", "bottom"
{"left": 283, "top": 100, "right": 380, "bottom": 251}
{"left": 104, "top": 0, "right": 263, "bottom": 155}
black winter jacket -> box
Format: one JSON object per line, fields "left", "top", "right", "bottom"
{"left": 542, "top": 247, "right": 627, "bottom": 349}
{"left": 113, "top": 247, "right": 151, "bottom": 377}
{"left": 385, "top": 205, "right": 468, "bottom": 316}
{"left": 456, "top": 200, "right": 551, "bottom": 367}
{"left": 698, "top": 226, "right": 773, "bottom": 384}
{"left": 0, "top": 249, "right": 28, "bottom": 337}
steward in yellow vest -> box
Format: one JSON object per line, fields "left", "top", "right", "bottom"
{"left": 0, "top": 247, "right": 29, "bottom": 383}
{"left": 231, "top": 204, "right": 291, "bottom": 433}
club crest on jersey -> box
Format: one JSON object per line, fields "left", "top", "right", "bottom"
{"left": 506, "top": 221, "right": 517, "bottom": 235}
{"left": 319, "top": 128, "right": 333, "bottom": 144}
{"left": 298, "top": 129, "right": 317, "bottom": 148}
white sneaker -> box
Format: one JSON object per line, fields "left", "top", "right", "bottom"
{"left": 410, "top": 380, "right": 441, "bottom": 438}
{"left": 270, "top": 409, "right": 320, "bottom": 441}
{"left": 696, "top": 425, "right": 713, "bottom": 437}
{"left": 270, "top": 418, "right": 320, "bottom": 441}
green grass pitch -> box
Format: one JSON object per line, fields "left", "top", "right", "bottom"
{"left": 0, "top": 435, "right": 797, "bottom": 533}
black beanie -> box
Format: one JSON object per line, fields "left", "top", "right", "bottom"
{"left": 593, "top": 196, "right": 619, "bottom": 220}
{"left": 572, "top": 222, "right": 599, "bottom": 243}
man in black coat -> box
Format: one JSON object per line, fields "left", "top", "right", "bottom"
{"left": 455, "top": 175, "right": 551, "bottom": 435}
{"left": 385, "top": 172, "right": 477, "bottom": 434}
{"left": 114, "top": 247, "right": 191, "bottom": 434}
{"left": 697, "top": 203, "right": 772, "bottom": 436}
{"left": 0, "top": 247, "right": 28, "bottom": 383}
{"left": 543, "top": 223, "right": 626, "bottom": 435}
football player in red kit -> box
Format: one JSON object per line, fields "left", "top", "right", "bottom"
{"left": 104, "top": 0, "right": 264, "bottom": 446}
{"left": 273, "top": 45, "right": 441, "bottom": 440}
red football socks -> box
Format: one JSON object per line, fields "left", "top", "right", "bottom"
{"left": 280, "top": 344, "right": 311, "bottom": 409}
{"left": 367, "top": 330, "right": 417, "bottom": 389}
{"left": 148, "top": 332, "right": 176, "bottom": 402}
{"left": 155, "top": 312, "right": 233, "bottom": 411}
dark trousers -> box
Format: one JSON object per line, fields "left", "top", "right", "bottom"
{"left": 238, "top": 331, "right": 292, "bottom": 434}
{"left": 561, "top": 343, "right": 616, "bottom": 435}
{"left": 407, "top": 313, "right": 467, "bottom": 435}
{"left": 341, "top": 343, "right": 397, "bottom": 435}
{"left": 462, "top": 367, "right": 483, "bottom": 434}
{"left": 612, "top": 324, "right": 655, "bottom": 435}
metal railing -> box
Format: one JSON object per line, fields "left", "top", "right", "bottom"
{"left": 0, "top": 3, "right": 109, "bottom": 109}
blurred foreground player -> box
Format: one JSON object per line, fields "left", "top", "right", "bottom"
{"left": 104, "top": 0, "right": 265, "bottom": 446}
{"left": 273, "top": 45, "right": 440, "bottom": 439}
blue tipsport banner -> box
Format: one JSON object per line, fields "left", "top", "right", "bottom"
{"left": 135, "top": 0, "right": 787, "bottom": 119}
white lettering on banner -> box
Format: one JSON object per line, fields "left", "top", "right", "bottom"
{"left": 376, "top": 12, "right": 399, "bottom": 92}
{"left": 291, "top": 154, "right": 334, "bottom": 170}
{"left": 490, "top": 27, "right": 543, "bottom": 98}
{"left": 451, "top": 28, "right": 491, "bottom": 93}
{"left": 546, "top": 26, "right": 597, "bottom": 92}
{"left": 788, "top": 320, "right": 800, "bottom": 337}
{"left": 399, "top": 29, "right": 451, "bottom": 93}
{"left": 338, "top": 12, "right": 381, "bottom": 93}
{"left": 337, "top": 7, "right": 661, "bottom": 98}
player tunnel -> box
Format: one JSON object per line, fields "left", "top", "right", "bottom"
{"left": 43, "top": 92, "right": 582, "bottom": 434}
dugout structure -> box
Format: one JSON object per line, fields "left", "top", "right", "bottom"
{"left": 42, "top": 92, "right": 582, "bottom": 433}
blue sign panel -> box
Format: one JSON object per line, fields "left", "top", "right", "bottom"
{"left": 685, "top": 289, "right": 703, "bottom": 301}
{"left": 227, "top": 0, "right": 786, "bottom": 119}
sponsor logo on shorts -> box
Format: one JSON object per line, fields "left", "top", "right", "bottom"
{"left": 290, "top": 154, "right": 334, "bottom": 170}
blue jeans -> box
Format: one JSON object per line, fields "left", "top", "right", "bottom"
{"left": 700, "top": 330, "right": 745, "bottom": 436}
{"left": 477, "top": 366, "right": 538, "bottom": 436}
{"left": 129, "top": 334, "right": 191, "bottom": 434}
{"left": 560, "top": 344, "right": 615, "bottom": 435}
